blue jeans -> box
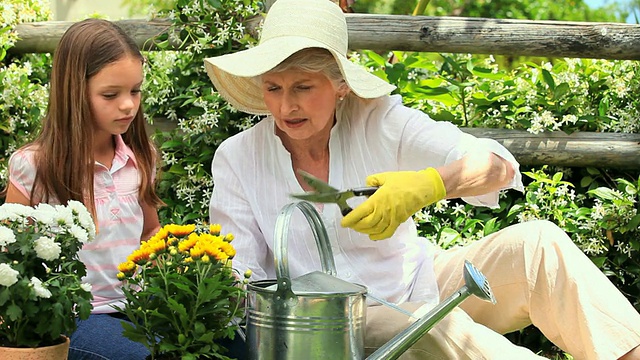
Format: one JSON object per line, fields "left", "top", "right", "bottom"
{"left": 68, "top": 313, "right": 149, "bottom": 360}
{"left": 68, "top": 313, "right": 248, "bottom": 360}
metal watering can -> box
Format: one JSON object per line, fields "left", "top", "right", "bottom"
{"left": 245, "top": 201, "right": 496, "bottom": 360}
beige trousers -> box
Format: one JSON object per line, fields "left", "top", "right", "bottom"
{"left": 364, "top": 220, "right": 640, "bottom": 360}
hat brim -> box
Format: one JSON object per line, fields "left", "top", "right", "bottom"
{"left": 204, "top": 36, "right": 396, "bottom": 115}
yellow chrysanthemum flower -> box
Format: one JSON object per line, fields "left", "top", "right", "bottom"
{"left": 167, "top": 236, "right": 179, "bottom": 246}
{"left": 209, "top": 223, "right": 222, "bottom": 235}
{"left": 215, "top": 251, "right": 229, "bottom": 262}
{"left": 165, "top": 224, "right": 196, "bottom": 237}
{"left": 145, "top": 237, "right": 167, "bottom": 255}
{"left": 127, "top": 248, "right": 152, "bottom": 265}
{"left": 117, "top": 261, "right": 137, "bottom": 276}
{"left": 201, "top": 242, "right": 220, "bottom": 258}
{"left": 220, "top": 242, "right": 236, "bottom": 258}
{"left": 178, "top": 234, "right": 198, "bottom": 253}
{"left": 155, "top": 227, "right": 170, "bottom": 240}
{"left": 190, "top": 246, "right": 205, "bottom": 260}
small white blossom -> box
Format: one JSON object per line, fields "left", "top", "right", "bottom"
{"left": 0, "top": 263, "right": 19, "bottom": 287}
{"left": 80, "top": 283, "right": 92, "bottom": 292}
{"left": 451, "top": 204, "right": 466, "bottom": 216}
{"left": 34, "top": 236, "right": 61, "bottom": 261}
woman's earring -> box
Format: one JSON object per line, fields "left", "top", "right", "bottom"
{"left": 339, "top": 97, "right": 344, "bottom": 101}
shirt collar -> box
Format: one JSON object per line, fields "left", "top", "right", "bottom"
{"left": 113, "top": 134, "right": 138, "bottom": 169}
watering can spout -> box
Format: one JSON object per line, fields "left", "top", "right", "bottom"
{"left": 366, "top": 260, "right": 496, "bottom": 360}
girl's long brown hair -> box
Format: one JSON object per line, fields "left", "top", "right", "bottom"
{"left": 29, "top": 18, "right": 163, "bottom": 217}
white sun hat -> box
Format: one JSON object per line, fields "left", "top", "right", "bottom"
{"left": 203, "top": 0, "right": 396, "bottom": 115}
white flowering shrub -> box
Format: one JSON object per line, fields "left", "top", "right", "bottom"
{"left": 141, "top": 0, "right": 261, "bottom": 224}
{"left": 0, "top": 201, "right": 95, "bottom": 348}
{"left": 0, "top": 0, "right": 51, "bottom": 188}
{"left": 357, "top": 51, "right": 640, "bottom": 134}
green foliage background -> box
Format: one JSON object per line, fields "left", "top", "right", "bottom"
{"left": 1, "top": 0, "right": 639, "bottom": 357}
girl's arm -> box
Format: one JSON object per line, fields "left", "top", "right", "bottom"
{"left": 140, "top": 201, "right": 161, "bottom": 242}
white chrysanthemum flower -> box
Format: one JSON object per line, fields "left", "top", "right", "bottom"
{"left": 0, "top": 203, "right": 33, "bottom": 221}
{"left": 34, "top": 236, "right": 61, "bottom": 261}
{"left": 53, "top": 205, "right": 74, "bottom": 227}
{"left": 80, "top": 283, "right": 92, "bottom": 292}
{"left": 0, "top": 225, "right": 16, "bottom": 247}
{"left": 67, "top": 200, "right": 89, "bottom": 218}
{"left": 0, "top": 263, "right": 19, "bottom": 287}
{"left": 69, "top": 224, "right": 89, "bottom": 244}
{"left": 32, "top": 203, "right": 57, "bottom": 225}
{"left": 30, "top": 277, "right": 52, "bottom": 298}
{"left": 67, "top": 200, "right": 95, "bottom": 239}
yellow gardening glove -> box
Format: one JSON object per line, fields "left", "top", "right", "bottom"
{"left": 341, "top": 167, "right": 446, "bottom": 240}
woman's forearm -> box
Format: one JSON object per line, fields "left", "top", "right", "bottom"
{"left": 437, "top": 151, "right": 515, "bottom": 199}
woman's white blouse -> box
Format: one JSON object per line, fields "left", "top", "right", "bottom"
{"left": 209, "top": 94, "right": 523, "bottom": 305}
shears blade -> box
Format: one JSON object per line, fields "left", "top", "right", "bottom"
{"left": 297, "top": 170, "right": 340, "bottom": 193}
{"left": 291, "top": 170, "right": 378, "bottom": 216}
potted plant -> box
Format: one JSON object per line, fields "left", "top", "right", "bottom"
{"left": 0, "top": 201, "right": 95, "bottom": 358}
{"left": 116, "top": 223, "right": 247, "bottom": 360}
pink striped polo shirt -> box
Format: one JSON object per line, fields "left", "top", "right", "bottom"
{"left": 9, "top": 135, "right": 147, "bottom": 313}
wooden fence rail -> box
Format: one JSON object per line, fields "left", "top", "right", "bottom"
{"left": 145, "top": 118, "right": 640, "bottom": 169}
{"left": 11, "top": 16, "right": 640, "bottom": 169}
{"left": 462, "top": 129, "right": 640, "bottom": 169}
{"left": 11, "top": 16, "right": 640, "bottom": 60}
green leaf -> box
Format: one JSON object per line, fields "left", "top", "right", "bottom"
{"left": 364, "top": 50, "right": 387, "bottom": 67}
{"left": 168, "top": 164, "right": 188, "bottom": 174}
{"left": 626, "top": 214, "right": 640, "bottom": 231}
{"left": 552, "top": 172, "right": 563, "bottom": 183}
{"left": 541, "top": 69, "right": 556, "bottom": 90}
{"left": 586, "top": 167, "right": 601, "bottom": 175}
{"left": 580, "top": 176, "right": 593, "bottom": 187}
{"left": 553, "top": 82, "right": 570, "bottom": 99}
{"left": 588, "top": 187, "right": 619, "bottom": 200}
{"left": 6, "top": 303, "right": 23, "bottom": 321}
{"left": 160, "top": 140, "right": 185, "bottom": 149}
{"left": 470, "top": 66, "right": 506, "bottom": 80}
{"left": 410, "top": 84, "right": 452, "bottom": 96}
{"left": 590, "top": 257, "right": 607, "bottom": 268}
{"left": 437, "top": 228, "right": 461, "bottom": 249}
{"left": 207, "top": 0, "right": 222, "bottom": 8}
{"left": 483, "top": 217, "right": 499, "bottom": 236}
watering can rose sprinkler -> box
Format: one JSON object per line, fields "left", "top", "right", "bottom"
{"left": 245, "top": 201, "right": 497, "bottom": 360}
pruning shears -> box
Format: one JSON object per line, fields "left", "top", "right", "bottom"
{"left": 290, "top": 170, "right": 378, "bottom": 216}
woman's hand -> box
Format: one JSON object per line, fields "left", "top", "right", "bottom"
{"left": 341, "top": 167, "right": 446, "bottom": 240}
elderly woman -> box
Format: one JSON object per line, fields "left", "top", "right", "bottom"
{"left": 204, "top": 0, "right": 640, "bottom": 358}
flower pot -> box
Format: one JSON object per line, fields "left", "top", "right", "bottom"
{"left": 0, "top": 336, "right": 70, "bottom": 360}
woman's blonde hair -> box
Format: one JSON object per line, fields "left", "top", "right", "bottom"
{"left": 265, "top": 48, "right": 348, "bottom": 91}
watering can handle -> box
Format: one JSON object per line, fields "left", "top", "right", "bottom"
{"left": 273, "top": 201, "right": 338, "bottom": 297}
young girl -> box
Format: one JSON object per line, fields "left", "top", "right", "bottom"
{"left": 4, "top": 18, "right": 163, "bottom": 359}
